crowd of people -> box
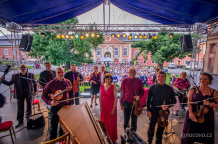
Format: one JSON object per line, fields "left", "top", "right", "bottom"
{"left": 0, "top": 62, "right": 218, "bottom": 144}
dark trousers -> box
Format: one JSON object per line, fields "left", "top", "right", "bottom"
{"left": 50, "top": 106, "right": 63, "bottom": 140}
{"left": 75, "top": 91, "right": 79, "bottom": 105}
{"left": 17, "top": 92, "right": 32, "bottom": 122}
{"left": 147, "top": 109, "right": 166, "bottom": 144}
{"left": 124, "top": 101, "right": 137, "bottom": 131}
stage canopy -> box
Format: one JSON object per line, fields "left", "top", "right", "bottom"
{"left": 0, "top": 0, "right": 217, "bottom": 24}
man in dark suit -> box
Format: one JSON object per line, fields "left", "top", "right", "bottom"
{"left": 1, "top": 64, "right": 37, "bottom": 128}
{"left": 64, "top": 64, "right": 83, "bottom": 105}
{"left": 99, "top": 64, "right": 109, "bottom": 85}
{"left": 39, "top": 62, "right": 56, "bottom": 88}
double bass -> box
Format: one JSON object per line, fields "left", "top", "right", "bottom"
{"left": 72, "top": 73, "right": 81, "bottom": 93}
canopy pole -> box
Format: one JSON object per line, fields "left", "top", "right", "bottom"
{"left": 103, "top": 1, "right": 105, "bottom": 31}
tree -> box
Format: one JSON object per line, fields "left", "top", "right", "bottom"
{"left": 132, "top": 32, "right": 191, "bottom": 69}
{"left": 28, "top": 18, "right": 104, "bottom": 67}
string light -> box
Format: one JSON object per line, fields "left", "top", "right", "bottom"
{"left": 65, "top": 35, "right": 69, "bottom": 39}
{"left": 80, "top": 34, "right": 84, "bottom": 39}
{"left": 70, "top": 35, "right": 74, "bottom": 39}
{"left": 41, "top": 32, "right": 46, "bottom": 37}
{"left": 138, "top": 34, "right": 143, "bottom": 39}
{"left": 143, "top": 34, "right": 147, "bottom": 39}
{"left": 85, "top": 33, "right": 89, "bottom": 37}
{"left": 91, "top": 33, "right": 95, "bottom": 37}
{"left": 169, "top": 33, "right": 174, "bottom": 37}
{"left": 75, "top": 34, "right": 79, "bottom": 38}
{"left": 61, "top": 34, "right": 65, "bottom": 39}
{"left": 134, "top": 34, "right": 138, "bottom": 39}
{"left": 128, "top": 34, "right": 132, "bottom": 40}
{"left": 111, "top": 34, "right": 116, "bottom": 37}
{"left": 117, "top": 33, "right": 121, "bottom": 38}
{"left": 122, "top": 33, "right": 127, "bottom": 38}
{"left": 96, "top": 34, "right": 100, "bottom": 37}
{"left": 153, "top": 34, "right": 158, "bottom": 39}
{"left": 148, "top": 33, "right": 152, "bottom": 39}
{"left": 56, "top": 34, "right": 61, "bottom": 38}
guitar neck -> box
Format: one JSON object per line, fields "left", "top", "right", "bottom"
{"left": 54, "top": 89, "right": 67, "bottom": 98}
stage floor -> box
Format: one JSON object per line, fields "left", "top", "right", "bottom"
{"left": 0, "top": 97, "right": 218, "bottom": 144}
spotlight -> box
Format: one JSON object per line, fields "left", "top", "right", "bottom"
{"left": 134, "top": 34, "right": 138, "bottom": 39}
{"left": 122, "top": 33, "right": 127, "bottom": 38}
{"left": 70, "top": 34, "right": 74, "bottom": 39}
{"left": 117, "top": 33, "right": 121, "bottom": 38}
{"left": 153, "top": 34, "right": 158, "bottom": 39}
{"left": 139, "top": 34, "right": 143, "bottom": 39}
{"left": 169, "top": 33, "right": 174, "bottom": 37}
{"left": 41, "top": 32, "right": 46, "bottom": 37}
{"left": 148, "top": 33, "right": 152, "bottom": 39}
{"left": 56, "top": 34, "right": 61, "bottom": 39}
{"left": 143, "top": 34, "right": 147, "bottom": 39}
{"left": 75, "top": 34, "right": 79, "bottom": 38}
{"left": 65, "top": 35, "right": 69, "bottom": 39}
{"left": 128, "top": 34, "right": 132, "bottom": 40}
{"left": 96, "top": 34, "right": 100, "bottom": 37}
{"left": 111, "top": 34, "right": 116, "bottom": 37}
{"left": 61, "top": 34, "right": 65, "bottom": 39}
{"left": 91, "top": 33, "right": 95, "bottom": 37}
{"left": 80, "top": 34, "right": 84, "bottom": 39}
{"left": 85, "top": 33, "right": 89, "bottom": 37}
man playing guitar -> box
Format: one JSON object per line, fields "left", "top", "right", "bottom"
{"left": 41, "top": 67, "right": 74, "bottom": 140}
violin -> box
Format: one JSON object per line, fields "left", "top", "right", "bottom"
{"left": 157, "top": 100, "right": 169, "bottom": 127}
{"left": 73, "top": 74, "right": 80, "bottom": 93}
{"left": 193, "top": 103, "right": 209, "bottom": 123}
{"left": 133, "top": 91, "right": 142, "bottom": 116}
{"left": 49, "top": 87, "right": 72, "bottom": 101}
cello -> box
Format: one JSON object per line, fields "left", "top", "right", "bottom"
{"left": 72, "top": 73, "right": 81, "bottom": 93}
{"left": 157, "top": 100, "right": 169, "bottom": 127}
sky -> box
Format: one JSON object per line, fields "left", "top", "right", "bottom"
{"left": 0, "top": 3, "right": 157, "bottom": 37}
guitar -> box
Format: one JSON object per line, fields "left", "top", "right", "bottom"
{"left": 0, "top": 65, "right": 11, "bottom": 84}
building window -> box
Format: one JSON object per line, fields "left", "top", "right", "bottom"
{"left": 144, "top": 60, "right": 146, "bottom": 63}
{"left": 23, "top": 52, "right": 26, "bottom": 55}
{"left": 114, "top": 48, "right": 118, "bottom": 55}
{"left": 185, "top": 60, "right": 187, "bottom": 64}
{"left": 152, "top": 60, "right": 155, "bottom": 64}
{"left": 209, "top": 44, "right": 216, "bottom": 53}
{"left": 135, "top": 51, "right": 138, "bottom": 57}
{"left": 4, "top": 49, "right": 8, "bottom": 55}
{"left": 13, "top": 50, "right": 16, "bottom": 55}
{"left": 203, "top": 46, "right": 206, "bottom": 55}
{"left": 123, "top": 48, "right": 127, "bottom": 56}
{"left": 178, "top": 60, "right": 181, "bottom": 65}
{"left": 97, "top": 48, "right": 101, "bottom": 57}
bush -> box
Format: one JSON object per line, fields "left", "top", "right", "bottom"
{"left": 0, "top": 60, "right": 3, "bottom": 64}
{"left": 4, "top": 62, "right": 11, "bottom": 66}
{"left": 182, "top": 67, "right": 187, "bottom": 70}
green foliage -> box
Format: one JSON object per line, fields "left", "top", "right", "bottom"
{"left": 132, "top": 32, "right": 191, "bottom": 69}
{"left": 0, "top": 60, "right": 3, "bottom": 64}
{"left": 182, "top": 67, "right": 187, "bottom": 70}
{"left": 4, "top": 62, "right": 11, "bottom": 66}
{"left": 28, "top": 18, "right": 104, "bottom": 66}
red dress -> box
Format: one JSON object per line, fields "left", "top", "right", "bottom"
{"left": 100, "top": 84, "right": 117, "bottom": 142}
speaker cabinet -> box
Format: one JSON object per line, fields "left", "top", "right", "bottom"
{"left": 19, "top": 34, "right": 33, "bottom": 52}
{"left": 180, "top": 35, "right": 193, "bottom": 52}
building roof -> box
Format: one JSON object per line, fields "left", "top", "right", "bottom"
{"left": 0, "top": 34, "right": 22, "bottom": 46}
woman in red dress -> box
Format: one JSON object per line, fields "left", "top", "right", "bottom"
{"left": 99, "top": 73, "right": 118, "bottom": 143}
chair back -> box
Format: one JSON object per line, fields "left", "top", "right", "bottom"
{"left": 41, "top": 132, "right": 70, "bottom": 144}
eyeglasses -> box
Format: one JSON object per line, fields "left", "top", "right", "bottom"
{"left": 57, "top": 72, "right": 64, "bottom": 74}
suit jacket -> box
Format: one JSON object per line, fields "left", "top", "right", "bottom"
{"left": 64, "top": 71, "right": 83, "bottom": 86}
{"left": 39, "top": 70, "right": 56, "bottom": 88}
{"left": 2, "top": 73, "right": 37, "bottom": 99}
{"left": 99, "top": 70, "right": 109, "bottom": 84}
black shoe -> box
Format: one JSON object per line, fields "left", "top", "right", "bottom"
{"left": 95, "top": 103, "right": 98, "bottom": 106}
{"left": 90, "top": 104, "right": 92, "bottom": 108}
{"left": 15, "top": 121, "right": 23, "bottom": 129}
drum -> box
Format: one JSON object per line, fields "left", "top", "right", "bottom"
{"left": 169, "top": 96, "right": 181, "bottom": 111}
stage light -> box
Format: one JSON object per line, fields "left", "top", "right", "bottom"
{"left": 56, "top": 34, "right": 61, "bottom": 39}
{"left": 128, "top": 34, "right": 132, "bottom": 40}
{"left": 153, "top": 34, "right": 158, "bottom": 39}
{"left": 169, "top": 33, "right": 174, "bottom": 37}
{"left": 75, "top": 34, "right": 79, "bottom": 38}
{"left": 91, "top": 33, "right": 95, "bottom": 37}
{"left": 134, "top": 34, "right": 138, "bottom": 39}
{"left": 70, "top": 35, "right": 74, "bottom": 39}
{"left": 85, "top": 33, "right": 89, "bottom": 37}
{"left": 122, "top": 33, "right": 127, "bottom": 38}
{"left": 117, "top": 33, "right": 121, "bottom": 38}
{"left": 143, "top": 34, "right": 147, "bottom": 39}
{"left": 80, "top": 34, "right": 84, "bottom": 39}
{"left": 148, "top": 33, "right": 152, "bottom": 39}
{"left": 111, "top": 34, "right": 116, "bottom": 37}
{"left": 139, "top": 34, "right": 143, "bottom": 39}
{"left": 65, "top": 35, "right": 69, "bottom": 39}
{"left": 61, "top": 34, "right": 65, "bottom": 39}
{"left": 41, "top": 32, "right": 46, "bottom": 37}
{"left": 96, "top": 34, "right": 100, "bottom": 37}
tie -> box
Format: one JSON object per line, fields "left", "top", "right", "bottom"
{"left": 73, "top": 72, "right": 75, "bottom": 81}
